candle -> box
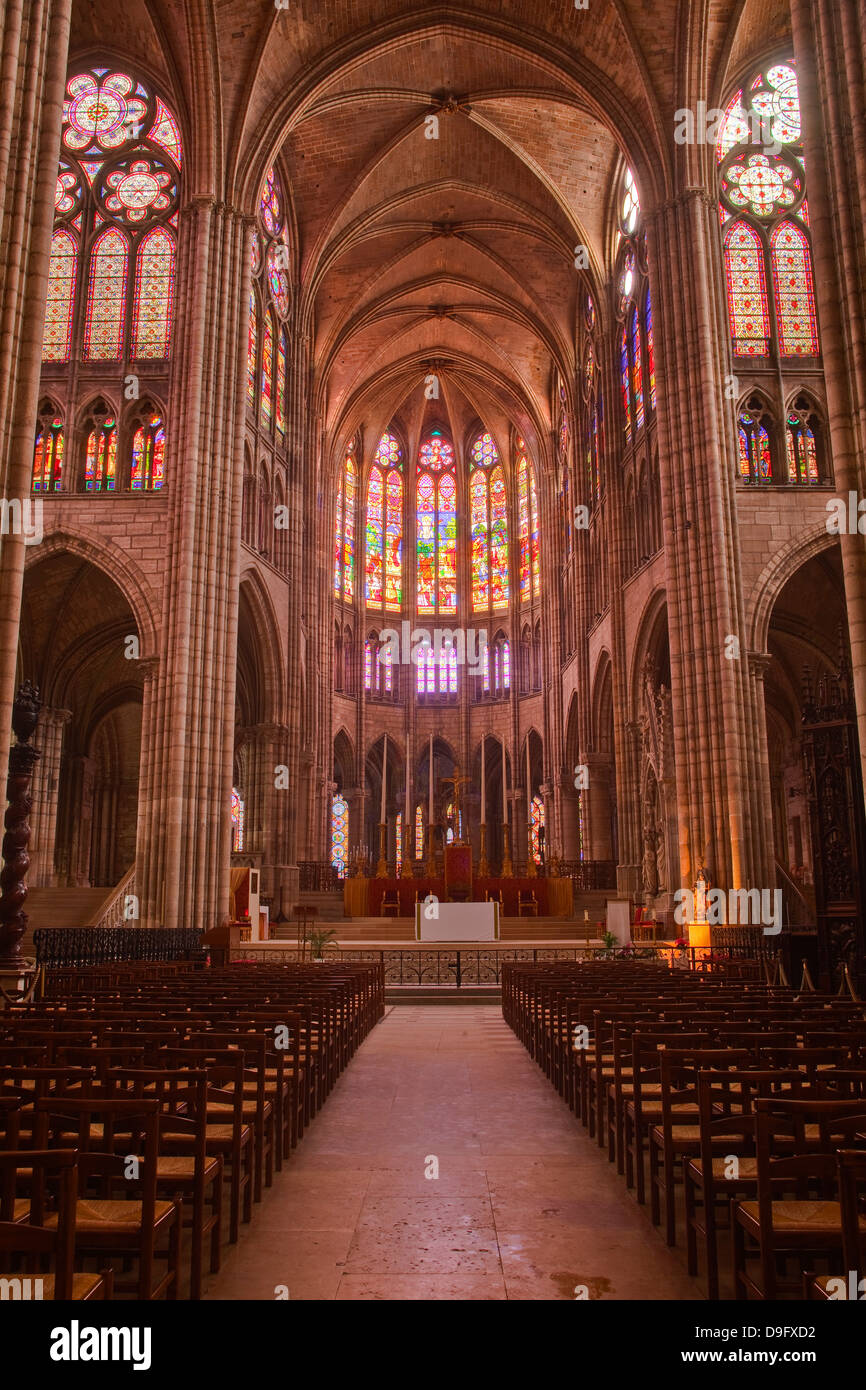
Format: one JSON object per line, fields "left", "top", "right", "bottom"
{"left": 480, "top": 734, "right": 486, "bottom": 824}
{"left": 381, "top": 733, "right": 387, "bottom": 824}
{"left": 428, "top": 733, "right": 434, "bottom": 823}
{"left": 501, "top": 740, "right": 508, "bottom": 822}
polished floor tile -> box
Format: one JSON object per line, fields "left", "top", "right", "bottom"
{"left": 203, "top": 1004, "right": 701, "bottom": 1301}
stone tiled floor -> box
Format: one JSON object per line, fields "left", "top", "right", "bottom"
{"left": 203, "top": 1004, "right": 701, "bottom": 1301}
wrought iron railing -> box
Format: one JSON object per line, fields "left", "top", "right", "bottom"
{"left": 33, "top": 927, "right": 205, "bottom": 969}
{"left": 298, "top": 861, "right": 342, "bottom": 892}
{"left": 230, "top": 938, "right": 771, "bottom": 985}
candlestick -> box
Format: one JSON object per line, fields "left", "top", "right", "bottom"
{"left": 501, "top": 740, "right": 508, "bottom": 823}
{"left": 526, "top": 740, "right": 537, "bottom": 877}
{"left": 381, "top": 733, "right": 388, "bottom": 824}
{"left": 480, "top": 733, "right": 486, "bottom": 825}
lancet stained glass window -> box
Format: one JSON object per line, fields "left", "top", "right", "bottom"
{"left": 620, "top": 326, "right": 632, "bottom": 440}
{"left": 42, "top": 230, "right": 77, "bottom": 362}
{"left": 786, "top": 411, "right": 819, "bottom": 483}
{"left": 416, "top": 431, "right": 456, "bottom": 615}
{"left": 771, "top": 221, "right": 819, "bottom": 355}
{"left": 469, "top": 433, "right": 509, "bottom": 613}
{"left": 330, "top": 794, "right": 348, "bottom": 877}
{"left": 84, "top": 228, "right": 128, "bottom": 359}
{"left": 517, "top": 446, "right": 540, "bottom": 602}
{"left": 231, "top": 788, "right": 245, "bottom": 853}
{"left": 738, "top": 410, "right": 772, "bottom": 482}
{"left": 630, "top": 307, "right": 644, "bottom": 432}
{"left": 261, "top": 315, "right": 273, "bottom": 429}
{"left": 276, "top": 331, "right": 287, "bottom": 436}
{"left": 334, "top": 449, "right": 357, "bottom": 601}
{"left": 530, "top": 793, "right": 545, "bottom": 866}
{"left": 247, "top": 291, "right": 257, "bottom": 409}
{"left": 645, "top": 291, "right": 656, "bottom": 410}
{"left": 32, "top": 418, "right": 64, "bottom": 492}
{"left": 85, "top": 417, "right": 117, "bottom": 491}
{"left": 132, "top": 227, "right": 175, "bottom": 358}
{"left": 130, "top": 412, "right": 165, "bottom": 490}
{"left": 366, "top": 433, "right": 403, "bottom": 610}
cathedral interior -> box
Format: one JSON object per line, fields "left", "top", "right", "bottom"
{"left": 1, "top": 0, "right": 865, "bottom": 1314}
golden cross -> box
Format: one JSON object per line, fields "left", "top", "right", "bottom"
{"left": 440, "top": 765, "right": 471, "bottom": 834}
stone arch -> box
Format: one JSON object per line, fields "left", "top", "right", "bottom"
{"left": 25, "top": 529, "right": 159, "bottom": 660}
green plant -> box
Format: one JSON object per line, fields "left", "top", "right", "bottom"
{"left": 602, "top": 930, "right": 617, "bottom": 952}
{"left": 307, "top": 926, "right": 337, "bottom": 959}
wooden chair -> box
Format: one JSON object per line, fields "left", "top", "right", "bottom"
{"left": 380, "top": 889, "right": 400, "bottom": 918}
{"left": 517, "top": 889, "right": 537, "bottom": 918}
{"left": 33, "top": 1097, "right": 181, "bottom": 1300}
{"left": 107, "top": 1068, "right": 222, "bottom": 1301}
{"left": 731, "top": 1099, "right": 866, "bottom": 1300}
{"left": 0, "top": 1150, "right": 113, "bottom": 1301}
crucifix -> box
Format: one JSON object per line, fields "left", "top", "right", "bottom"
{"left": 440, "top": 765, "right": 471, "bottom": 844}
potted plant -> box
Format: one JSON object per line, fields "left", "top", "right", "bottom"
{"left": 307, "top": 926, "right": 337, "bottom": 962}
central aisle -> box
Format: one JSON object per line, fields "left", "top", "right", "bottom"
{"left": 204, "top": 1004, "right": 699, "bottom": 1301}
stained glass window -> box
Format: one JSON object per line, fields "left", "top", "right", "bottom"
{"left": 42, "top": 230, "right": 77, "bottom": 362}
{"left": 723, "top": 222, "right": 770, "bottom": 355}
{"left": 786, "top": 412, "right": 819, "bottom": 483}
{"left": 771, "top": 222, "right": 819, "bottom": 355}
{"left": 260, "top": 167, "right": 284, "bottom": 237}
{"left": 334, "top": 449, "right": 357, "bottom": 601}
{"left": 469, "top": 434, "right": 509, "bottom": 612}
{"left": 738, "top": 411, "right": 772, "bottom": 482}
{"left": 130, "top": 412, "right": 165, "bottom": 489}
{"left": 261, "top": 315, "right": 273, "bottom": 428}
{"left": 85, "top": 417, "right": 117, "bottom": 491}
{"left": 364, "top": 638, "right": 373, "bottom": 691}
{"left": 718, "top": 60, "right": 818, "bottom": 359}
{"left": 266, "top": 242, "right": 290, "bottom": 317}
{"left": 231, "top": 788, "right": 245, "bottom": 853}
{"left": 415, "top": 804, "right": 424, "bottom": 858}
{"left": 501, "top": 639, "right": 511, "bottom": 691}
{"left": 416, "top": 431, "right": 456, "bottom": 615}
{"left": 330, "top": 794, "right": 348, "bottom": 877}
{"left": 645, "top": 291, "right": 656, "bottom": 410}
{"left": 366, "top": 434, "right": 403, "bottom": 610}
{"left": 482, "top": 642, "right": 490, "bottom": 693}
{"left": 517, "top": 447, "right": 540, "bottom": 602}
{"left": 247, "top": 291, "right": 257, "bottom": 410}
{"left": 49, "top": 69, "right": 181, "bottom": 369}
{"left": 620, "top": 326, "right": 632, "bottom": 440}
{"left": 31, "top": 418, "right": 64, "bottom": 492}
{"left": 84, "top": 228, "right": 128, "bottom": 359}
{"left": 131, "top": 226, "right": 175, "bottom": 358}
{"left": 630, "top": 307, "right": 644, "bottom": 432}
{"left": 395, "top": 812, "right": 403, "bottom": 874}
{"left": 276, "top": 330, "right": 287, "bottom": 436}
{"left": 415, "top": 642, "right": 456, "bottom": 696}
{"left": 530, "top": 793, "right": 545, "bottom": 866}
{"left": 621, "top": 167, "right": 640, "bottom": 233}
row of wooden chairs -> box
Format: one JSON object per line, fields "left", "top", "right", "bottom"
{"left": 501, "top": 960, "right": 866, "bottom": 1300}
{"left": 1, "top": 960, "right": 384, "bottom": 1300}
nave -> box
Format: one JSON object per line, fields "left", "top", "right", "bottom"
{"left": 203, "top": 1005, "right": 696, "bottom": 1302}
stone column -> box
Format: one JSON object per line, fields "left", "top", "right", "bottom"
{"left": 135, "top": 202, "right": 251, "bottom": 930}
{"left": 28, "top": 705, "right": 70, "bottom": 886}
{"left": 647, "top": 190, "right": 772, "bottom": 894}
{"left": 0, "top": 0, "right": 72, "bottom": 788}
{"left": 790, "top": 0, "right": 866, "bottom": 804}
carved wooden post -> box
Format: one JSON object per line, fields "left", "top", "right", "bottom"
{"left": 0, "top": 682, "right": 41, "bottom": 964}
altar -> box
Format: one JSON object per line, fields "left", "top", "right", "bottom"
{"left": 415, "top": 900, "right": 499, "bottom": 942}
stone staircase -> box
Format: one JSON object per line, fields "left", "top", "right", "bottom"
{"left": 18, "top": 885, "right": 121, "bottom": 955}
